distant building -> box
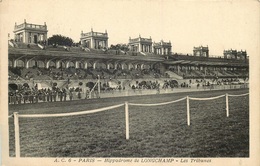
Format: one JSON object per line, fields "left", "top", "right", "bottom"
{"left": 193, "top": 46, "right": 209, "bottom": 57}
{"left": 223, "top": 49, "right": 247, "bottom": 60}
{"left": 128, "top": 35, "right": 152, "bottom": 53}
{"left": 80, "top": 29, "right": 108, "bottom": 49}
{"left": 153, "top": 40, "right": 172, "bottom": 55}
{"left": 13, "top": 19, "right": 48, "bottom": 44}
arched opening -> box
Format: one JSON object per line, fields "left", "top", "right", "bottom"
{"left": 47, "top": 60, "right": 56, "bottom": 68}
{"left": 128, "top": 63, "right": 134, "bottom": 70}
{"left": 37, "top": 60, "right": 45, "bottom": 68}
{"left": 8, "top": 60, "right": 13, "bottom": 67}
{"left": 107, "top": 63, "right": 114, "bottom": 70}
{"left": 95, "top": 62, "right": 106, "bottom": 70}
{"left": 67, "top": 61, "right": 75, "bottom": 68}
{"left": 27, "top": 59, "right": 37, "bottom": 68}
{"left": 16, "top": 60, "right": 25, "bottom": 67}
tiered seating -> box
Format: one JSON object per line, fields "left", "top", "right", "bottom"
{"left": 8, "top": 70, "right": 20, "bottom": 80}
{"left": 21, "top": 68, "right": 39, "bottom": 79}
{"left": 15, "top": 42, "right": 41, "bottom": 50}
{"left": 45, "top": 45, "right": 68, "bottom": 51}
{"left": 88, "top": 48, "right": 106, "bottom": 54}
{"left": 69, "top": 47, "right": 85, "bottom": 53}
{"left": 106, "top": 49, "right": 121, "bottom": 55}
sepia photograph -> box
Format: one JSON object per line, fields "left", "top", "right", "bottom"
{"left": 0, "top": 0, "right": 259, "bottom": 165}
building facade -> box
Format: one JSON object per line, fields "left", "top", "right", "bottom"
{"left": 128, "top": 35, "right": 152, "bottom": 53}
{"left": 153, "top": 40, "right": 172, "bottom": 55}
{"left": 13, "top": 20, "right": 48, "bottom": 44}
{"left": 193, "top": 46, "right": 209, "bottom": 57}
{"left": 80, "top": 29, "right": 108, "bottom": 49}
{"left": 224, "top": 49, "right": 247, "bottom": 60}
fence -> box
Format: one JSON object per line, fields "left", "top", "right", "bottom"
{"left": 8, "top": 83, "right": 249, "bottom": 105}
{"left": 9, "top": 92, "right": 249, "bottom": 157}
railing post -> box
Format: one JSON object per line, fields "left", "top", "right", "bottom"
{"left": 186, "top": 96, "right": 190, "bottom": 126}
{"left": 97, "top": 75, "right": 100, "bottom": 98}
{"left": 125, "top": 102, "right": 129, "bottom": 140}
{"left": 226, "top": 93, "right": 229, "bottom": 117}
{"left": 13, "top": 112, "right": 20, "bottom": 157}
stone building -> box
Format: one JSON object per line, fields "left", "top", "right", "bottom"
{"left": 80, "top": 29, "right": 108, "bottom": 49}
{"left": 224, "top": 49, "right": 247, "bottom": 60}
{"left": 193, "top": 46, "right": 209, "bottom": 57}
{"left": 13, "top": 19, "right": 48, "bottom": 44}
{"left": 128, "top": 35, "right": 152, "bottom": 53}
{"left": 153, "top": 40, "right": 172, "bottom": 55}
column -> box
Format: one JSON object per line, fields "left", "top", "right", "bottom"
{"left": 66, "top": 61, "right": 70, "bottom": 68}
{"left": 140, "top": 64, "right": 144, "bottom": 69}
{"left": 13, "top": 60, "right": 17, "bottom": 68}
{"left": 24, "top": 32, "right": 27, "bottom": 43}
{"left": 75, "top": 61, "right": 79, "bottom": 69}
{"left": 84, "top": 62, "right": 88, "bottom": 69}
{"left": 128, "top": 64, "right": 131, "bottom": 70}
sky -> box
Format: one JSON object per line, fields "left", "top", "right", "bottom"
{"left": 1, "top": 0, "right": 259, "bottom": 57}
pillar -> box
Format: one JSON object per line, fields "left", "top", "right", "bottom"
{"left": 66, "top": 61, "right": 70, "bottom": 68}
{"left": 13, "top": 60, "right": 17, "bottom": 68}
{"left": 84, "top": 62, "right": 88, "bottom": 69}
{"left": 140, "top": 64, "right": 144, "bottom": 69}
{"left": 75, "top": 61, "right": 79, "bottom": 69}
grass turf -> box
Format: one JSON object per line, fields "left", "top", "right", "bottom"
{"left": 8, "top": 89, "right": 249, "bottom": 157}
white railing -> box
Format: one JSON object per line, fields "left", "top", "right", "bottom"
{"left": 9, "top": 92, "right": 249, "bottom": 157}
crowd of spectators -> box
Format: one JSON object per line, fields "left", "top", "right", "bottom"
{"left": 8, "top": 84, "right": 87, "bottom": 105}
{"left": 9, "top": 66, "right": 164, "bottom": 81}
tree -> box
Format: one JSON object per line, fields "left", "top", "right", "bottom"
{"left": 109, "top": 44, "right": 129, "bottom": 51}
{"left": 48, "top": 35, "right": 74, "bottom": 46}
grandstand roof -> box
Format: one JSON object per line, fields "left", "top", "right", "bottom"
{"left": 8, "top": 47, "right": 165, "bottom": 63}
{"left": 163, "top": 60, "right": 248, "bottom": 67}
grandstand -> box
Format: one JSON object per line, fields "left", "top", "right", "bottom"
{"left": 8, "top": 21, "right": 249, "bottom": 104}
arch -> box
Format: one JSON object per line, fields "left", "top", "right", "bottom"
{"left": 47, "top": 60, "right": 56, "bottom": 68}
{"left": 143, "top": 64, "right": 150, "bottom": 69}
{"left": 26, "top": 59, "right": 37, "bottom": 68}
{"left": 37, "top": 60, "right": 45, "bottom": 68}
{"left": 66, "top": 61, "right": 75, "bottom": 68}
{"left": 75, "top": 61, "right": 81, "bottom": 68}
{"left": 56, "top": 60, "right": 66, "bottom": 69}
{"left": 8, "top": 59, "right": 13, "bottom": 67}
{"left": 83, "top": 61, "right": 88, "bottom": 69}
{"left": 135, "top": 64, "right": 142, "bottom": 69}
{"left": 140, "top": 64, "right": 144, "bottom": 69}
{"left": 127, "top": 63, "right": 134, "bottom": 70}
{"left": 121, "top": 63, "right": 127, "bottom": 70}
{"left": 88, "top": 62, "right": 93, "bottom": 69}
{"left": 15, "top": 59, "right": 25, "bottom": 67}
{"left": 226, "top": 54, "right": 231, "bottom": 59}
{"left": 107, "top": 62, "right": 114, "bottom": 69}
{"left": 95, "top": 62, "right": 106, "bottom": 70}
{"left": 195, "top": 51, "right": 200, "bottom": 56}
